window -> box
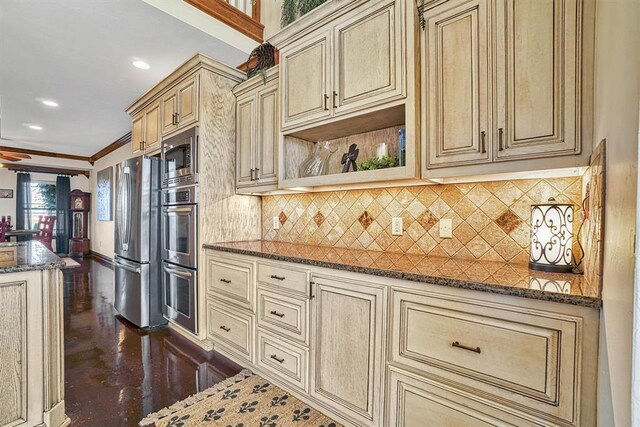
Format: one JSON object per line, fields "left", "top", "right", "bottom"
{"left": 30, "top": 181, "right": 56, "bottom": 227}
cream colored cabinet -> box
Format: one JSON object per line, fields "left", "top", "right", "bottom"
{"left": 494, "top": 0, "right": 580, "bottom": 160}
{"left": 333, "top": 0, "right": 403, "bottom": 115}
{"left": 131, "top": 99, "right": 161, "bottom": 154}
{"left": 424, "top": 0, "right": 491, "bottom": 167}
{"left": 160, "top": 74, "right": 199, "bottom": 138}
{"left": 234, "top": 68, "right": 279, "bottom": 193}
{"left": 280, "top": 32, "right": 331, "bottom": 130}
{"left": 278, "top": 0, "right": 405, "bottom": 132}
{"left": 310, "top": 275, "right": 385, "bottom": 427}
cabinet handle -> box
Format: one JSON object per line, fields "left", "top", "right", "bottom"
{"left": 269, "top": 310, "right": 285, "bottom": 318}
{"left": 270, "top": 274, "right": 285, "bottom": 281}
{"left": 452, "top": 341, "right": 481, "bottom": 354}
{"left": 219, "top": 278, "right": 231, "bottom": 283}
{"left": 250, "top": 169, "right": 255, "bottom": 181}
{"left": 254, "top": 168, "right": 260, "bottom": 180}
{"left": 481, "top": 131, "right": 486, "bottom": 153}
{"left": 220, "top": 325, "right": 231, "bottom": 332}
{"left": 333, "top": 91, "right": 338, "bottom": 109}
{"left": 174, "top": 112, "right": 180, "bottom": 124}
{"left": 309, "top": 280, "right": 315, "bottom": 299}
{"left": 324, "top": 94, "right": 329, "bottom": 111}
{"left": 270, "top": 354, "right": 285, "bottom": 364}
{"left": 141, "top": 141, "right": 145, "bottom": 150}
{"left": 498, "top": 128, "right": 504, "bottom": 151}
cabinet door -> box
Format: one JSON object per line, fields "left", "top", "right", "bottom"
{"left": 176, "top": 75, "right": 199, "bottom": 130}
{"left": 131, "top": 113, "right": 144, "bottom": 154}
{"left": 494, "top": 0, "right": 580, "bottom": 160}
{"left": 236, "top": 94, "right": 256, "bottom": 189}
{"left": 424, "top": 0, "right": 491, "bottom": 167}
{"left": 256, "top": 83, "right": 278, "bottom": 186}
{"left": 333, "top": 0, "right": 403, "bottom": 115}
{"left": 162, "top": 90, "right": 178, "bottom": 136}
{"left": 143, "top": 100, "right": 161, "bottom": 153}
{"left": 281, "top": 31, "right": 331, "bottom": 129}
{"left": 310, "top": 275, "right": 385, "bottom": 426}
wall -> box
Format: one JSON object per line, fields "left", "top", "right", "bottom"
{"left": 261, "top": 0, "right": 283, "bottom": 40}
{"left": 263, "top": 176, "right": 583, "bottom": 263}
{"left": 593, "top": 0, "right": 640, "bottom": 425}
{"left": 89, "top": 143, "right": 133, "bottom": 258}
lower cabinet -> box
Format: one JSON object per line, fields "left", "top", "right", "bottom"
{"left": 256, "top": 329, "right": 308, "bottom": 392}
{"left": 310, "top": 275, "right": 386, "bottom": 427}
{"left": 206, "top": 298, "right": 254, "bottom": 363}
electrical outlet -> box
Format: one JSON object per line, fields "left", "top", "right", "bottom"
{"left": 392, "top": 217, "right": 403, "bottom": 236}
{"left": 273, "top": 216, "right": 280, "bottom": 230}
{"left": 439, "top": 218, "right": 452, "bottom": 238}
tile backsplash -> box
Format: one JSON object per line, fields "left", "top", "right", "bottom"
{"left": 262, "top": 177, "right": 584, "bottom": 264}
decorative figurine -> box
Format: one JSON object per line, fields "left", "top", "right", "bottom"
{"left": 341, "top": 143, "right": 359, "bottom": 173}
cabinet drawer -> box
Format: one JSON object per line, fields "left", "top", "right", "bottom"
{"left": 257, "top": 288, "right": 308, "bottom": 344}
{"left": 206, "top": 255, "right": 254, "bottom": 310}
{"left": 257, "top": 262, "right": 309, "bottom": 296}
{"left": 207, "top": 300, "right": 254, "bottom": 362}
{"left": 257, "top": 330, "right": 308, "bottom": 392}
{"left": 391, "top": 290, "right": 579, "bottom": 424}
{"left": 387, "top": 366, "right": 537, "bottom": 426}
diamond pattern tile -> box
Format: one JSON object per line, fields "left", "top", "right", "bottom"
{"left": 262, "top": 177, "right": 584, "bottom": 263}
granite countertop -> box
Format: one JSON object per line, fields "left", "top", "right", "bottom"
{"left": 204, "top": 240, "right": 601, "bottom": 309}
{"left": 0, "top": 241, "right": 65, "bottom": 274}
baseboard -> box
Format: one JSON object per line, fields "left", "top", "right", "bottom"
{"left": 44, "top": 400, "right": 71, "bottom": 427}
{"left": 90, "top": 251, "right": 113, "bottom": 265}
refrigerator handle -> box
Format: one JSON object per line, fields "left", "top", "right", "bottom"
{"left": 114, "top": 258, "right": 141, "bottom": 274}
{"left": 122, "top": 166, "right": 132, "bottom": 251}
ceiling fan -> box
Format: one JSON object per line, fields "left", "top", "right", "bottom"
{"left": 0, "top": 151, "right": 32, "bottom": 162}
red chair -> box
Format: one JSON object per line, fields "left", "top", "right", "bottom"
{"left": 0, "top": 217, "right": 7, "bottom": 243}
{"left": 35, "top": 215, "right": 56, "bottom": 250}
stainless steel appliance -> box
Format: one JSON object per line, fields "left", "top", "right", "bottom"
{"left": 162, "top": 185, "right": 198, "bottom": 268}
{"left": 162, "top": 126, "right": 198, "bottom": 188}
{"left": 161, "top": 183, "right": 198, "bottom": 334}
{"left": 114, "top": 155, "right": 166, "bottom": 328}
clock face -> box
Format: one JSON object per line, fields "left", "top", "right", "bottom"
{"left": 74, "top": 197, "right": 83, "bottom": 209}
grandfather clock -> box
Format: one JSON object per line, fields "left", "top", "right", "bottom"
{"left": 69, "top": 190, "right": 91, "bottom": 257}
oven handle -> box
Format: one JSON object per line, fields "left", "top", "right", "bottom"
{"left": 163, "top": 207, "right": 194, "bottom": 214}
{"left": 163, "top": 264, "right": 193, "bottom": 278}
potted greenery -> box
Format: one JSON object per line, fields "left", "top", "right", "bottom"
{"left": 281, "top": 0, "right": 328, "bottom": 27}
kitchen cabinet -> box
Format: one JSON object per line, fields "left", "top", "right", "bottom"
{"left": 424, "top": 0, "right": 491, "bottom": 167}
{"left": 276, "top": 0, "right": 406, "bottom": 133}
{"left": 421, "top": 0, "right": 593, "bottom": 176}
{"left": 233, "top": 67, "right": 279, "bottom": 193}
{"left": 310, "top": 275, "right": 385, "bottom": 427}
{"left": 161, "top": 74, "right": 199, "bottom": 137}
{"left": 131, "top": 99, "right": 161, "bottom": 154}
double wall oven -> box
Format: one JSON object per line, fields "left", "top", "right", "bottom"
{"left": 161, "top": 127, "right": 199, "bottom": 334}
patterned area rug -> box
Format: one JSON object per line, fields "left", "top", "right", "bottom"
{"left": 139, "top": 369, "right": 342, "bottom": 427}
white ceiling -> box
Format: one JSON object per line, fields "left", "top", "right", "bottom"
{"left": 0, "top": 0, "right": 252, "bottom": 157}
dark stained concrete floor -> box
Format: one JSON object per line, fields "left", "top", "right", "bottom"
{"left": 63, "top": 257, "right": 242, "bottom": 426}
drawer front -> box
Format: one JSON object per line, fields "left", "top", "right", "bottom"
{"left": 207, "top": 300, "right": 254, "bottom": 362}
{"left": 257, "top": 330, "right": 308, "bottom": 391}
{"left": 207, "top": 255, "right": 254, "bottom": 310}
{"left": 257, "top": 262, "right": 309, "bottom": 296}
{"left": 258, "top": 288, "right": 308, "bottom": 344}
{"left": 391, "top": 290, "right": 579, "bottom": 424}
{"left": 387, "top": 367, "right": 537, "bottom": 427}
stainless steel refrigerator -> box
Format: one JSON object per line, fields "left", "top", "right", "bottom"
{"left": 114, "top": 155, "right": 166, "bottom": 328}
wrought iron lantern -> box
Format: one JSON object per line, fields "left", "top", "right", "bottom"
{"left": 529, "top": 198, "right": 574, "bottom": 273}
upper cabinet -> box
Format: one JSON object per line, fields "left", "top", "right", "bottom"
{"left": 233, "top": 68, "right": 280, "bottom": 193}
{"left": 278, "top": 0, "right": 405, "bottom": 132}
{"left": 161, "top": 74, "right": 200, "bottom": 138}
{"left": 132, "top": 99, "right": 161, "bottom": 154}
{"left": 422, "top": 0, "right": 594, "bottom": 176}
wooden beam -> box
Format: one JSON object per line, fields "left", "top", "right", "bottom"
{"left": 0, "top": 146, "right": 90, "bottom": 162}
{"left": 3, "top": 163, "right": 90, "bottom": 178}
{"left": 88, "top": 132, "right": 131, "bottom": 165}
{"left": 184, "top": 0, "right": 264, "bottom": 42}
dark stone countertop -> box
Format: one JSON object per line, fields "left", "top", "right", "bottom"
{"left": 203, "top": 240, "right": 601, "bottom": 309}
{"left": 0, "top": 241, "right": 65, "bottom": 274}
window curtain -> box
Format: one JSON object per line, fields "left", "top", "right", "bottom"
{"left": 55, "top": 176, "right": 71, "bottom": 254}
{"left": 15, "top": 172, "right": 32, "bottom": 242}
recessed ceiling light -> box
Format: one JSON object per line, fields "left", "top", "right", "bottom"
{"left": 41, "top": 99, "right": 59, "bottom": 107}
{"left": 28, "top": 125, "right": 43, "bottom": 130}
{"left": 132, "top": 60, "right": 150, "bottom": 70}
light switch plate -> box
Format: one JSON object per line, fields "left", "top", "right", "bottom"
{"left": 273, "top": 216, "right": 280, "bottom": 230}
{"left": 392, "top": 217, "right": 403, "bottom": 236}
{"left": 439, "top": 218, "right": 452, "bottom": 238}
